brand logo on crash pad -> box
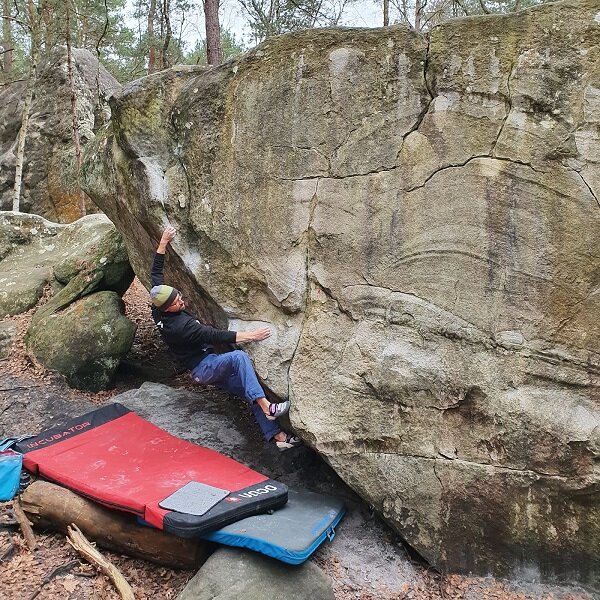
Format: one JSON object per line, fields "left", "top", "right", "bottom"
{"left": 24, "top": 422, "right": 91, "bottom": 448}
{"left": 237, "top": 484, "right": 278, "bottom": 499}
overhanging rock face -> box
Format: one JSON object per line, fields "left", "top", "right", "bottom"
{"left": 83, "top": 0, "right": 600, "bottom": 585}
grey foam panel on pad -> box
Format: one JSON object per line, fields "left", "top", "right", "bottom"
{"left": 159, "top": 481, "right": 230, "bottom": 516}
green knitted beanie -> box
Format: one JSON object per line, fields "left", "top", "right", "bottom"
{"left": 150, "top": 285, "right": 179, "bottom": 309}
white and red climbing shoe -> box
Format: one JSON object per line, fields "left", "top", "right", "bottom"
{"left": 275, "top": 434, "right": 302, "bottom": 452}
{"left": 266, "top": 400, "right": 291, "bottom": 421}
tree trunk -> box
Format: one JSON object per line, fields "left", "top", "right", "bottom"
{"left": 39, "top": 0, "right": 56, "bottom": 50}
{"left": 12, "top": 5, "right": 39, "bottom": 212}
{"left": 414, "top": 0, "right": 421, "bottom": 32}
{"left": 148, "top": 0, "right": 156, "bottom": 73}
{"left": 2, "top": 0, "right": 13, "bottom": 73}
{"left": 161, "top": 0, "right": 172, "bottom": 69}
{"left": 65, "top": 0, "right": 86, "bottom": 218}
{"left": 21, "top": 480, "right": 210, "bottom": 569}
{"left": 204, "top": 0, "right": 223, "bottom": 66}
{"left": 383, "top": 0, "right": 389, "bottom": 26}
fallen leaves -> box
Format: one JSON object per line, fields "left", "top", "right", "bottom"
{"left": 60, "top": 574, "right": 78, "bottom": 593}
{"left": 0, "top": 527, "right": 193, "bottom": 600}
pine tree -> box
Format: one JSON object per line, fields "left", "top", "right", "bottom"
{"left": 1, "top": 0, "right": 13, "bottom": 73}
{"left": 203, "top": 0, "right": 222, "bottom": 65}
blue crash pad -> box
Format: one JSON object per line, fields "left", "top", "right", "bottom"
{"left": 202, "top": 488, "right": 345, "bottom": 564}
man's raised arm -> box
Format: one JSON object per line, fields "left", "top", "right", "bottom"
{"left": 151, "top": 226, "right": 176, "bottom": 287}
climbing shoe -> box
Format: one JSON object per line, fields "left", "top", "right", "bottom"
{"left": 266, "top": 400, "right": 291, "bottom": 421}
{"left": 275, "top": 434, "right": 302, "bottom": 452}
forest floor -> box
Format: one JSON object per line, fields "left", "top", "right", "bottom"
{"left": 0, "top": 279, "right": 595, "bottom": 600}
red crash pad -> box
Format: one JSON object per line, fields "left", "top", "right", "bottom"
{"left": 16, "top": 404, "right": 287, "bottom": 537}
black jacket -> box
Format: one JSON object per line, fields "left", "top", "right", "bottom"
{"left": 151, "top": 252, "right": 236, "bottom": 370}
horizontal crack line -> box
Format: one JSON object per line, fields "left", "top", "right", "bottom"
{"left": 332, "top": 450, "right": 593, "bottom": 481}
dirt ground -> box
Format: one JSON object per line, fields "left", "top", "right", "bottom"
{"left": 0, "top": 279, "right": 595, "bottom": 600}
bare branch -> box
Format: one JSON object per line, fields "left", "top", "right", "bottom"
{"left": 67, "top": 524, "right": 135, "bottom": 600}
{"left": 453, "top": 0, "right": 471, "bottom": 16}
{"left": 1, "top": 14, "right": 30, "bottom": 29}
{"left": 420, "top": 0, "right": 455, "bottom": 28}
{"left": 13, "top": 499, "right": 36, "bottom": 551}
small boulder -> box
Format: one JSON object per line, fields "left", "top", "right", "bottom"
{"left": 177, "top": 548, "right": 335, "bottom": 600}
{"left": 0, "top": 211, "right": 136, "bottom": 391}
{"left": 30, "top": 215, "right": 135, "bottom": 326}
{"left": 26, "top": 291, "right": 135, "bottom": 391}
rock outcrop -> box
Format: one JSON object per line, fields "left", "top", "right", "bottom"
{"left": 0, "top": 212, "right": 133, "bottom": 317}
{"left": 82, "top": 0, "right": 600, "bottom": 585}
{"left": 0, "top": 211, "right": 135, "bottom": 389}
{"left": 177, "top": 548, "right": 335, "bottom": 600}
{"left": 26, "top": 291, "right": 135, "bottom": 391}
{"left": 0, "top": 47, "right": 120, "bottom": 222}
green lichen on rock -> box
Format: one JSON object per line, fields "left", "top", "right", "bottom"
{"left": 110, "top": 65, "right": 205, "bottom": 163}
{"left": 27, "top": 291, "right": 136, "bottom": 391}
{"left": 0, "top": 212, "right": 62, "bottom": 318}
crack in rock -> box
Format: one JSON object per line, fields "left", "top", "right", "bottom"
{"left": 576, "top": 169, "right": 600, "bottom": 210}
{"left": 338, "top": 450, "right": 583, "bottom": 481}
{"left": 432, "top": 460, "right": 444, "bottom": 493}
{"left": 491, "top": 59, "right": 515, "bottom": 157}
{"left": 287, "top": 180, "right": 320, "bottom": 396}
{"left": 406, "top": 154, "right": 542, "bottom": 193}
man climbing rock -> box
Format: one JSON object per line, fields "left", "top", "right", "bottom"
{"left": 150, "top": 225, "right": 301, "bottom": 451}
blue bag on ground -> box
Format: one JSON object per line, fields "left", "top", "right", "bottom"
{"left": 0, "top": 450, "right": 22, "bottom": 501}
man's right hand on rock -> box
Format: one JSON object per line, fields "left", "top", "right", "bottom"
{"left": 158, "top": 226, "right": 177, "bottom": 253}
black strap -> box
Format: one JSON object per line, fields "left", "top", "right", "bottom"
{"left": 0, "top": 435, "right": 34, "bottom": 452}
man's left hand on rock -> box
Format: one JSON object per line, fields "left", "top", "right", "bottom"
{"left": 235, "top": 327, "right": 272, "bottom": 343}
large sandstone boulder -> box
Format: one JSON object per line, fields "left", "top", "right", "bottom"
{"left": 82, "top": 0, "right": 600, "bottom": 586}
{"left": 0, "top": 47, "right": 120, "bottom": 222}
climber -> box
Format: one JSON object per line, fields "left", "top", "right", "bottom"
{"left": 150, "top": 225, "right": 301, "bottom": 451}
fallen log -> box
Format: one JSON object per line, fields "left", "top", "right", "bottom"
{"left": 21, "top": 480, "right": 210, "bottom": 569}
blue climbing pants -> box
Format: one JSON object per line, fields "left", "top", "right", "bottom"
{"left": 191, "top": 350, "right": 280, "bottom": 441}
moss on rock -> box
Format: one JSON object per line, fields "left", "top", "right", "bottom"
{"left": 27, "top": 291, "right": 136, "bottom": 391}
